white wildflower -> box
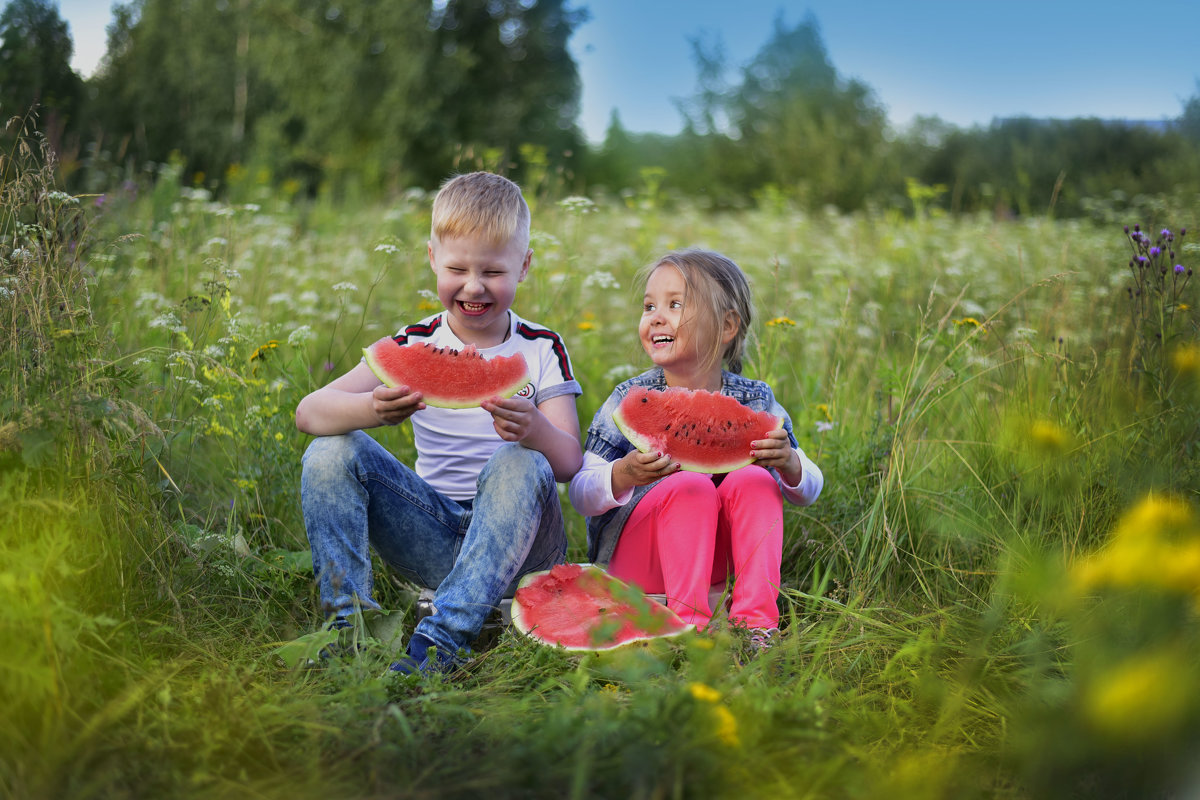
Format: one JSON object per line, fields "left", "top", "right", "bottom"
{"left": 205, "top": 236, "right": 228, "bottom": 249}
{"left": 149, "top": 311, "right": 187, "bottom": 334}
{"left": 815, "top": 421, "right": 836, "bottom": 433}
{"left": 418, "top": 289, "right": 438, "bottom": 302}
{"left": 374, "top": 243, "right": 400, "bottom": 255}
{"left": 240, "top": 203, "right": 261, "bottom": 212}
{"left": 202, "top": 397, "right": 224, "bottom": 410}
{"left": 267, "top": 292, "right": 294, "bottom": 307}
{"left": 287, "top": 324, "right": 315, "bottom": 346}
{"left": 10, "top": 247, "right": 33, "bottom": 262}
{"left": 204, "top": 345, "right": 225, "bottom": 359}
{"left": 559, "top": 195, "right": 596, "bottom": 214}
{"left": 44, "top": 191, "right": 79, "bottom": 205}
{"left": 332, "top": 281, "right": 358, "bottom": 293}
{"left": 583, "top": 270, "right": 620, "bottom": 291}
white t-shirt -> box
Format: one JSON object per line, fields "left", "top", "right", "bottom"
{"left": 393, "top": 311, "right": 581, "bottom": 501}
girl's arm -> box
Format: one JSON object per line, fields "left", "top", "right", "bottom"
{"left": 751, "top": 429, "right": 823, "bottom": 505}
{"left": 569, "top": 451, "right": 629, "bottom": 516}
{"left": 295, "top": 361, "right": 425, "bottom": 436}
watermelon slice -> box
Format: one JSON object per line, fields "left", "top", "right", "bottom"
{"left": 511, "top": 563, "right": 693, "bottom": 651}
{"left": 613, "top": 386, "right": 782, "bottom": 474}
{"left": 363, "top": 337, "right": 531, "bottom": 409}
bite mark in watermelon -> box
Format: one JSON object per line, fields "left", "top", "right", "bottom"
{"left": 363, "top": 337, "right": 531, "bottom": 409}
{"left": 511, "top": 563, "right": 692, "bottom": 651}
{"left": 613, "top": 386, "right": 782, "bottom": 474}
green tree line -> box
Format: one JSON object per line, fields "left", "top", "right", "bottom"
{"left": 4, "top": 0, "right": 1200, "bottom": 215}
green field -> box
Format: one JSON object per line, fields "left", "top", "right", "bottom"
{"left": 4, "top": 137, "right": 1200, "bottom": 799}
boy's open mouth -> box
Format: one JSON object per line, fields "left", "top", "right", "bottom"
{"left": 458, "top": 301, "right": 490, "bottom": 315}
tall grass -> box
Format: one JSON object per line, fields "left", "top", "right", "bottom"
{"left": 4, "top": 120, "right": 1200, "bottom": 798}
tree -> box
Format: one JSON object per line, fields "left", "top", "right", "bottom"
{"left": 0, "top": 0, "right": 83, "bottom": 145}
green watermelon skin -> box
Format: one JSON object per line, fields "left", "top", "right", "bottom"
{"left": 511, "top": 563, "right": 692, "bottom": 651}
{"left": 613, "top": 386, "right": 782, "bottom": 474}
{"left": 362, "top": 337, "right": 531, "bottom": 409}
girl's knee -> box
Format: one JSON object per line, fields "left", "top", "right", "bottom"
{"left": 723, "top": 464, "right": 780, "bottom": 495}
{"left": 658, "top": 471, "right": 719, "bottom": 503}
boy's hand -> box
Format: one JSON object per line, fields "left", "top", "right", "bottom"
{"left": 372, "top": 385, "right": 424, "bottom": 426}
{"left": 482, "top": 395, "right": 539, "bottom": 442}
{"left": 613, "top": 449, "right": 679, "bottom": 493}
{"left": 751, "top": 428, "right": 802, "bottom": 482}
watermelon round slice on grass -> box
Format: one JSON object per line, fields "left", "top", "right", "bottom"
{"left": 511, "top": 563, "right": 692, "bottom": 651}
{"left": 363, "top": 337, "right": 531, "bottom": 409}
{"left": 613, "top": 386, "right": 783, "bottom": 474}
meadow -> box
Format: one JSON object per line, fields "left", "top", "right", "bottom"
{"left": 4, "top": 127, "right": 1200, "bottom": 799}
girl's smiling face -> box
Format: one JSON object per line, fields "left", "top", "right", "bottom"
{"left": 639, "top": 264, "right": 711, "bottom": 387}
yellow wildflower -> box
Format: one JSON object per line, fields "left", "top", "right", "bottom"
{"left": 953, "top": 317, "right": 983, "bottom": 331}
{"left": 1071, "top": 495, "right": 1200, "bottom": 596}
{"left": 1029, "top": 419, "right": 1070, "bottom": 453}
{"left": 688, "top": 682, "right": 721, "bottom": 703}
{"left": 815, "top": 403, "right": 833, "bottom": 422}
{"left": 250, "top": 340, "right": 280, "bottom": 362}
{"left": 577, "top": 321, "right": 595, "bottom": 331}
{"left": 712, "top": 705, "right": 740, "bottom": 748}
{"left": 1085, "top": 649, "right": 1192, "bottom": 742}
{"left": 205, "top": 421, "right": 233, "bottom": 437}
{"left": 1170, "top": 343, "right": 1200, "bottom": 376}
{"left": 765, "top": 316, "right": 796, "bottom": 328}
{"left": 418, "top": 300, "right": 441, "bottom": 312}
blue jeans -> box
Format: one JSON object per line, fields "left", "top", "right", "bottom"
{"left": 300, "top": 431, "right": 566, "bottom": 658}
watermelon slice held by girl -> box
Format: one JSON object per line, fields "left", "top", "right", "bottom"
{"left": 568, "top": 248, "right": 823, "bottom": 651}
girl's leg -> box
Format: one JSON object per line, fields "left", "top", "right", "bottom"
{"left": 608, "top": 472, "right": 720, "bottom": 627}
{"left": 714, "top": 465, "right": 784, "bottom": 629}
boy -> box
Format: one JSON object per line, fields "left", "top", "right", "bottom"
{"left": 295, "top": 172, "right": 582, "bottom": 674}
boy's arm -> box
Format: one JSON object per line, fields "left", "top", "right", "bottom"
{"left": 483, "top": 393, "right": 582, "bottom": 482}
{"left": 295, "top": 361, "right": 425, "bottom": 436}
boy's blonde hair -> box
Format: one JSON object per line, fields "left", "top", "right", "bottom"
{"left": 430, "top": 172, "right": 531, "bottom": 250}
{"left": 637, "top": 248, "right": 754, "bottom": 375}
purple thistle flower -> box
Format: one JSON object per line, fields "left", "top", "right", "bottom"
{"left": 1162, "top": 229, "right": 1171, "bottom": 237}
{"left": 1135, "top": 224, "right": 1141, "bottom": 232}
{"left": 1138, "top": 256, "right": 1149, "bottom": 265}
{"left": 1124, "top": 225, "right": 1130, "bottom": 234}
{"left": 1151, "top": 247, "right": 1161, "bottom": 257}
{"left": 1175, "top": 264, "right": 1186, "bottom": 274}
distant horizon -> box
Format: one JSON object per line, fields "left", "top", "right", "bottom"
{"left": 58, "top": 0, "right": 1200, "bottom": 143}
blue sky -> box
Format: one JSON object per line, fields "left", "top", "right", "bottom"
{"left": 60, "top": 0, "right": 1200, "bottom": 143}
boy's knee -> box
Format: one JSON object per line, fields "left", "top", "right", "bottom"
{"left": 302, "top": 431, "right": 369, "bottom": 479}
{"left": 482, "top": 443, "right": 554, "bottom": 489}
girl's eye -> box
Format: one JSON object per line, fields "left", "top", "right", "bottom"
{"left": 670, "top": 300, "right": 682, "bottom": 309}
{"left": 643, "top": 303, "right": 655, "bottom": 313}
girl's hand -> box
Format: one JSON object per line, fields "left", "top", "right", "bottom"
{"left": 372, "top": 384, "right": 425, "bottom": 426}
{"left": 751, "top": 429, "right": 802, "bottom": 482}
{"left": 483, "top": 395, "right": 538, "bottom": 442}
{"left": 612, "top": 449, "right": 679, "bottom": 495}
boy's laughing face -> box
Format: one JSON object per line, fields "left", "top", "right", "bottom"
{"left": 428, "top": 233, "right": 531, "bottom": 348}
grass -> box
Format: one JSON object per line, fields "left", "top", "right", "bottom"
{"left": 3, "top": 122, "right": 1200, "bottom": 798}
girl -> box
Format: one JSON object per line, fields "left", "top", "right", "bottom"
{"left": 568, "top": 249, "right": 822, "bottom": 646}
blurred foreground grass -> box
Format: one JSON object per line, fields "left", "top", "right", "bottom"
{"left": 3, "top": 125, "right": 1200, "bottom": 798}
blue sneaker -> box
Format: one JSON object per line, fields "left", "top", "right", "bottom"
{"left": 387, "top": 633, "right": 463, "bottom": 676}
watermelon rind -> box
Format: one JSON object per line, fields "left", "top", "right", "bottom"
{"left": 362, "top": 337, "right": 531, "bottom": 409}
{"left": 612, "top": 387, "right": 783, "bottom": 474}
{"left": 511, "top": 563, "right": 693, "bottom": 652}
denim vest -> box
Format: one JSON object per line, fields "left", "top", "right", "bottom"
{"left": 583, "top": 366, "right": 800, "bottom": 565}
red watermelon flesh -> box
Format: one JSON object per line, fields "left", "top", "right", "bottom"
{"left": 511, "top": 563, "right": 692, "bottom": 651}
{"left": 363, "top": 337, "right": 531, "bottom": 409}
{"left": 613, "top": 386, "right": 782, "bottom": 474}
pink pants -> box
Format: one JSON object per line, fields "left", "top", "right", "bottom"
{"left": 608, "top": 466, "right": 784, "bottom": 629}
